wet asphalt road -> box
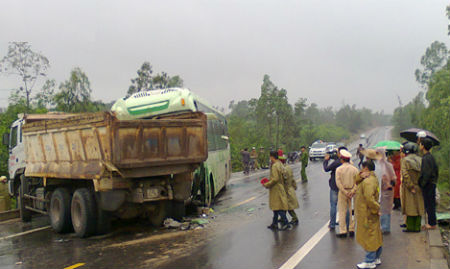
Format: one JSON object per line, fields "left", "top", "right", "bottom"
{"left": 0, "top": 127, "right": 403, "bottom": 269}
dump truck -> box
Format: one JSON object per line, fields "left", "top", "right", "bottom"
{"left": 2, "top": 111, "right": 207, "bottom": 237}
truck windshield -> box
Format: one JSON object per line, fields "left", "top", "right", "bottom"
{"left": 10, "top": 126, "right": 17, "bottom": 148}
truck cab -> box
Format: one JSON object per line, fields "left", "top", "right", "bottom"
{"left": 3, "top": 117, "right": 26, "bottom": 196}
{"left": 3, "top": 113, "right": 75, "bottom": 196}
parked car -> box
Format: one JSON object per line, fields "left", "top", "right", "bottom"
{"left": 309, "top": 142, "right": 327, "bottom": 161}
{"left": 325, "top": 144, "right": 337, "bottom": 153}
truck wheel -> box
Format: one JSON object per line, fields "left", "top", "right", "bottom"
{"left": 50, "top": 188, "right": 73, "bottom": 233}
{"left": 19, "top": 175, "right": 32, "bottom": 222}
{"left": 150, "top": 201, "right": 167, "bottom": 227}
{"left": 71, "top": 188, "right": 97, "bottom": 238}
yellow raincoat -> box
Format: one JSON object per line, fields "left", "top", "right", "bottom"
{"left": 401, "top": 154, "right": 425, "bottom": 217}
{"left": 283, "top": 164, "right": 299, "bottom": 210}
{"left": 264, "top": 160, "right": 289, "bottom": 211}
{"left": 355, "top": 172, "right": 382, "bottom": 252}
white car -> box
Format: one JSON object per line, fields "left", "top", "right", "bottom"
{"left": 309, "top": 142, "right": 327, "bottom": 161}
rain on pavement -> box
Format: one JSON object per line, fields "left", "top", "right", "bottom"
{"left": 0, "top": 127, "right": 431, "bottom": 268}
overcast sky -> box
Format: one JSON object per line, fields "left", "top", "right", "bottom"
{"left": 0, "top": 0, "right": 449, "bottom": 113}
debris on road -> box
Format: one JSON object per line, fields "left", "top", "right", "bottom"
{"left": 54, "top": 238, "right": 70, "bottom": 243}
{"left": 163, "top": 218, "right": 182, "bottom": 229}
{"left": 191, "top": 219, "right": 209, "bottom": 225}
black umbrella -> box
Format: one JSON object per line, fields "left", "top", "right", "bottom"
{"left": 400, "top": 128, "right": 440, "bottom": 146}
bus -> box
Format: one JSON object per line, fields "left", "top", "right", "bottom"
{"left": 112, "top": 88, "right": 231, "bottom": 207}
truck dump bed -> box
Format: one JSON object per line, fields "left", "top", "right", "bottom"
{"left": 23, "top": 112, "right": 207, "bottom": 179}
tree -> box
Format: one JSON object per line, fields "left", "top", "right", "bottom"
{"left": 415, "top": 41, "right": 448, "bottom": 87}
{"left": 255, "top": 75, "right": 277, "bottom": 144}
{"left": 127, "top": 62, "right": 184, "bottom": 97}
{"left": 54, "top": 67, "right": 92, "bottom": 112}
{"left": 35, "top": 79, "right": 56, "bottom": 109}
{"left": 0, "top": 42, "right": 50, "bottom": 111}
{"left": 168, "top": 75, "right": 184, "bottom": 88}
{"left": 127, "top": 62, "right": 153, "bottom": 97}
{"left": 447, "top": 5, "right": 450, "bottom": 35}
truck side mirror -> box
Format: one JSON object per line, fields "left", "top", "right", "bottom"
{"left": 2, "top": 133, "right": 9, "bottom": 147}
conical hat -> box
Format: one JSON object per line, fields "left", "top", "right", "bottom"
{"left": 361, "top": 148, "right": 383, "bottom": 160}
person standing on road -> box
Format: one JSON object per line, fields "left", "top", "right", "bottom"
{"left": 0, "top": 176, "right": 11, "bottom": 212}
{"left": 400, "top": 142, "right": 424, "bottom": 233}
{"left": 355, "top": 161, "right": 383, "bottom": 269}
{"left": 258, "top": 147, "right": 267, "bottom": 169}
{"left": 323, "top": 147, "right": 346, "bottom": 230}
{"left": 250, "top": 147, "right": 259, "bottom": 170}
{"left": 335, "top": 149, "right": 359, "bottom": 238}
{"left": 391, "top": 150, "right": 402, "bottom": 210}
{"left": 263, "top": 151, "right": 290, "bottom": 230}
{"left": 357, "top": 144, "right": 365, "bottom": 168}
{"left": 300, "top": 146, "right": 309, "bottom": 183}
{"left": 278, "top": 147, "right": 284, "bottom": 158}
{"left": 418, "top": 138, "right": 439, "bottom": 230}
{"left": 280, "top": 156, "right": 300, "bottom": 225}
{"left": 376, "top": 149, "right": 395, "bottom": 234}
{"left": 241, "top": 148, "right": 250, "bottom": 175}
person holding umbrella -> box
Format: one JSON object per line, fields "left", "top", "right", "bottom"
{"left": 376, "top": 148, "right": 396, "bottom": 234}
{"left": 373, "top": 140, "right": 403, "bottom": 210}
{"left": 419, "top": 138, "right": 439, "bottom": 230}
{"left": 400, "top": 128, "right": 440, "bottom": 230}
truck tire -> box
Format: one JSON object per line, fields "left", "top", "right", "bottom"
{"left": 19, "top": 175, "right": 32, "bottom": 222}
{"left": 71, "top": 188, "right": 97, "bottom": 238}
{"left": 50, "top": 188, "right": 73, "bottom": 233}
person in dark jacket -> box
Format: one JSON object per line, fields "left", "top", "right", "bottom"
{"left": 323, "top": 146, "right": 347, "bottom": 230}
{"left": 241, "top": 148, "right": 250, "bottom": 175}
{"left": 357, "top": 144, "right": 365, "bottom": 168}
{"left": 419, "top": 138, "right": 439, "bottom": 230}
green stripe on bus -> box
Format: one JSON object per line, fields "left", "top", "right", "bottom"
{"left": 127, "top": 101, "right": 170, "bottom": 115}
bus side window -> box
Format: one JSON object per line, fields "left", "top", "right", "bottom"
{"left": 11, "top": 126, "right": 18, "bottom": 148}
{"left": 207, "top": 119, "right": 217, "bottom": 151}
{"left": 215, "top": 120, "right": 227, "bottom": 150}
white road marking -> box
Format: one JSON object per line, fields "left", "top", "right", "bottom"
{"left": 0, "top": 226, "right": 51, "bottom": 241}
{"left": 278, "top": 221, "right": 330, "bottom": 269}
